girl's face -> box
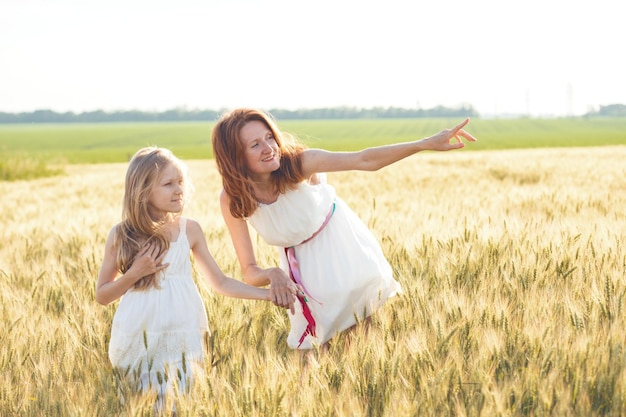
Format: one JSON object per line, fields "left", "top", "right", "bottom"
{"left": 147, "top": 163, "right": 184, "bottom": 219}
{"left": 239, "top": 120, "right": 280, "bottom": 179}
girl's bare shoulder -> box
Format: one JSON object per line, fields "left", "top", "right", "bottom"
{"left": 183, "top": 217, "right": 204, "bottom": 245}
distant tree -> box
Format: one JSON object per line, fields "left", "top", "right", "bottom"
{"left": 584, "top": 104, "right": 626, "bottom": 117}
{"left": 593, "top": 104, "right": 626, "bottom": 117}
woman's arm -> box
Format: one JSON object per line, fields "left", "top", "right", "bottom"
{"left": 186, "top": 218, "right": 273, "bottom": 303}
{"left": 219, "top": 191, "right": 298, "bottom": 310}
{"left": 95, "top": 227, "right": 169, "bottom": 305}
{"left": 300, "top": 118, "right": 477, "bottom": 177}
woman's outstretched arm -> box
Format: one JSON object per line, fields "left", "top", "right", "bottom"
{"left": 300, "top": 118, "right": 477, "bottom": 177}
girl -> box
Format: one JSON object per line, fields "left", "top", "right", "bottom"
{"left": 211, "top": 108, "right": 477, "bottom": 350}
{"left": 96, "top": 147, "right": 278, "bottom": 412}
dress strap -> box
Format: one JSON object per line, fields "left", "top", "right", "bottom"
{"left": 179, "top": 217, "right": 187, "bottom": 238}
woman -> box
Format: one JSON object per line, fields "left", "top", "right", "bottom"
{"left": 211, "top": 108, "right": 476, "bottom": 349}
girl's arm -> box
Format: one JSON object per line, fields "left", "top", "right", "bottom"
{"left": 95, "top": 227, "right": 169, "bottom": 305}
{"left": 300, "top": 118, "right": 477, "bottom": 177}
{"left": 186, "top": 218, "right": 275, "bottom": 304}
{"left": 218, "top": 191, "right": 298, "bottom": 311}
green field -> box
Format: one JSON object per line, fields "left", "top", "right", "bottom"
{"left": 1, "top": 117, "right": 625, "bottom": 164}
{"left": 2, "top": 115, "right": 626, "bottom": 414}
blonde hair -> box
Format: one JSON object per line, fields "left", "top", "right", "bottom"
{"left": 114, "top": 147, "right": 191, "bottom": 290}
{"left": 211, "top": 108, "right": 306, "bottom": 218}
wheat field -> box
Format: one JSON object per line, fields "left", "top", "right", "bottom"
{"left": 1, "top": 146, "right": 625, "bottom": 416}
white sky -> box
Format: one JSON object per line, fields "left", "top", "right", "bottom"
{"left": 0, "top": 0, "right": 623, "bottom": 117}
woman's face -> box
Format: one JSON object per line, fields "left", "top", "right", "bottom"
{"left": 239, "top": 120, "right": 281, "bottom": 179}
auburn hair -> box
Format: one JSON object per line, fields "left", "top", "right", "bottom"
{"left": 211, "top": 108, "right": 306, "bottom": 218}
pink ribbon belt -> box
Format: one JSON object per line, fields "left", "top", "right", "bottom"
{"left": 284, "top": 201, "right": 336, "bottom": 347}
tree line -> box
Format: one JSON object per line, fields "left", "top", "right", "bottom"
{"left": 0, "top": 105, "right": 479, "bottom": 124}
{"left": 0, "top": 103, "right": 624, "bottom": 124}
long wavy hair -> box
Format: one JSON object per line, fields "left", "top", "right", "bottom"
{"left": 211, "top": 108, "right": 306, "bottom": 219}
{"left": 113, "top": 147, "right": 191, "bottom": 290}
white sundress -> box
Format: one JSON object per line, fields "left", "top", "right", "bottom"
{"left": 108, "top": 217, "right": 209, "bottom": 394}
{"left": 248, "top": 178, "right": 401, "bottom": 349}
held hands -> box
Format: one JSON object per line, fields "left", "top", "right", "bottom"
{"left": 420, "top": 118, "right": 477, "bottom": 151}
{"left": 267, "top": 267, "right": 298, "bottom": 314}
{"left": 129, "top": 242, "right": 169, "bottom": 282}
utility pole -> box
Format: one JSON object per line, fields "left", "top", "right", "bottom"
{"left": 566, "top": 83, "right": 574, "bottom": 117}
